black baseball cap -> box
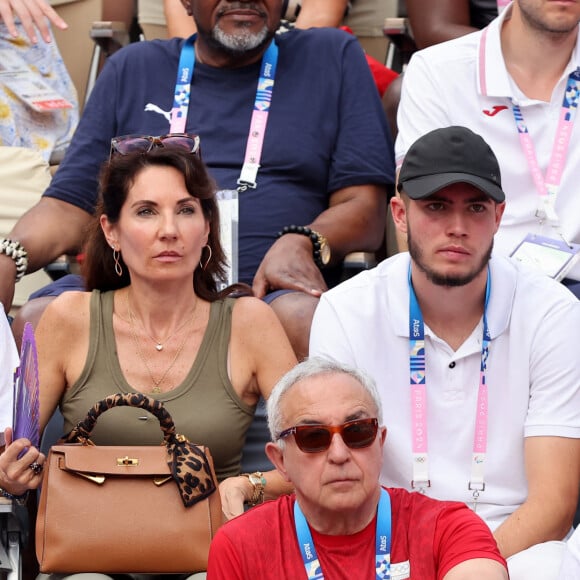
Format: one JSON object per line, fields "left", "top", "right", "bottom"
{"left": 397, "top": 126, "right": 505, "bottom": 202}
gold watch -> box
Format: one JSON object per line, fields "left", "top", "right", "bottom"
{"left": 312, "top": 230, "right": 331, "bottom": 267}
{"left": 276, "top": 225, "right": 331, "bottom": 268}
{"left": 241, "top": 472, "right": 266, "bottom": 506}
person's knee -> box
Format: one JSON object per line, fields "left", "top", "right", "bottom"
{"left": 11, "top": 296, "right": 56, "bottom": 349}
{"left": 268, "top": 292, "right": 319, "bottom": 361}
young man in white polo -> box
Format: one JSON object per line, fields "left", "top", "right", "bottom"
{"left": 311, "top": 126, "right": 580, "bottom": 580}
{"left": 395, "top": 0, "right": 580, "bottom": 296}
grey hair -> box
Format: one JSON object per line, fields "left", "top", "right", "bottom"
{"left": 266, "top": 356, "right": 383, "bottom": 443}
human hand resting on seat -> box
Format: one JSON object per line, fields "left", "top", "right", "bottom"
{"left": 0, "top": 427, "right": 45, "bottom": 498}
{"left": 0, "top": 0, "right": 67, "bottom": 43}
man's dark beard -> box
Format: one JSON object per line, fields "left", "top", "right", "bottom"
{"left": 408, "top": 229, "right": 493, "bottom": 287}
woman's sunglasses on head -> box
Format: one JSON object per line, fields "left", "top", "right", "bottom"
{"left": 110, "top": 133, "right": 201, "bottom": 157}
{"left": 277, "top": 417, "right": 379, "bottom": 453}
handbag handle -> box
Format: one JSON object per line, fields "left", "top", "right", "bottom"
{"left": 63, "top": 393, "right": 218, "bottom": 507}
{"left": 64, "top": 393, "right": 177, "bottom": 445}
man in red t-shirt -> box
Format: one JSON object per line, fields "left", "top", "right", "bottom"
{"left": 207, "top": 357, "right": 508, "bottom": 579}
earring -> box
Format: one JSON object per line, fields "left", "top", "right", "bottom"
{"left": 113, "top": 248, "right": 123, "bottom": 277}
{"left": 200, "top": 245, "right": 212, "bottom": 271}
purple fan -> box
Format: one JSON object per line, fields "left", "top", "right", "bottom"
{"left": 13, "top": 322, "right": 40, "bottom": 454}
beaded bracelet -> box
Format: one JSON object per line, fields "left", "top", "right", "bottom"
{"left": 277, "top": 225, "right": 324, "bottom": 268}
{"left": 0, "top": 238, "right": 28, "bottom": 282}
{"left": 0, "top": 485, "right": 28, "bottom": 504}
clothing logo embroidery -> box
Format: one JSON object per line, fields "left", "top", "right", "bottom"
{"left": 482, "top": 105, "right": 508, "bottom": 117}
{"left": 144, "top": 103, "right": 172, "bottom": 122}
{"left": 391, "top": 560, "right": 410, "bottom": 579}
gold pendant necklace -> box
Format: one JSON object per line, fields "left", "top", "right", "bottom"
{"left": 127, "top": 291, "right": 196, "bottom": 352}
{"left": 126, "top": 292, "right": 197, "bottom": 393}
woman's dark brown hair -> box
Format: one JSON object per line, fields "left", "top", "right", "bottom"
{"left": 82, "top": 147, "right": 250, "bottom": 301}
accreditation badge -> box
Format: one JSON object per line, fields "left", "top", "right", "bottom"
{"left": 391, "top": 560, "right": 410, "bottom": 579}
{"left": 215, "top": 189, "right": 239, "bottom": 289}
{"left": 0, "top": 52, "right": 73, "bottom": 112}
{"left": 510, "top": 233, "right": 580, "bottom": 281}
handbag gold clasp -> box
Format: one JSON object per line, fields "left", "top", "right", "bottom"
{"left": 117, "top": 456, "right": 139, "bottom": 466}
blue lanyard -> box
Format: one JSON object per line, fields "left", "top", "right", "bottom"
{"left": 293, "top": 488, "right": 392, "bottom": 579}
{"left": 169, "top": 34, "right": 279, "bottom": 191}
{"left": 408, "top": 266, "right": 492, "bottom": 504}
{"left": 408, "top": 266, "right": 491, "bottom": 387}
{"left": 170, "top": 34, "right": 196, "bottom": 134}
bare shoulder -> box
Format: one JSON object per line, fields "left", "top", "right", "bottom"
{"left": 231, "top": 296, "right": 280, "bottom": 325}
{"left": 38, "top": 291, "right": 92, "bottom": 332}
{"left": 229, "top": 296, "right": 293, "bottom": 356}
{"left": 44, "top": 290, "right": 91, "bottom": 316}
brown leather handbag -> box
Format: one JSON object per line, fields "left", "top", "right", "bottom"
{"left": 36, "top": 393, "right": 222, "bottom": 574}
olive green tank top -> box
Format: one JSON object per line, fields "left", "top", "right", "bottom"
{"left": 60, "top": 290, "right": 255, "bottom": 481}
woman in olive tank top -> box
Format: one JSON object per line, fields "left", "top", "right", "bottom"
{"left": 0, "top": 146, "right": 298, "bottom": 571}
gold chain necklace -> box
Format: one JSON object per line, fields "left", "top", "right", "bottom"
{"left": 126, "top": 293, "right": 197, "bottom": 393}
{"left": 127, "top": 291, "right": 195, "bottom": 351}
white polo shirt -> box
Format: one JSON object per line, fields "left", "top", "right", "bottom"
{"left": 310, "top": 253, "right": 580, "bottom": 531}
{"left": 560, "top": 525, "right": 580, "bottom": 579}
{"left": 395, "top": 7, "right": 580, "bottom": 280}
{"left": 0, "top": 309, "right": 18, "bottom": 446}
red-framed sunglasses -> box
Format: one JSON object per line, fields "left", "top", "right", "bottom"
{"left": 110, "top": 133, "right": 201, "bottom": 157}
{"left": 278, "top": 418, "right": 379, "bottom": 453}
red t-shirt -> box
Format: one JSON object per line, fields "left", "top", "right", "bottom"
{"left": 207, "top": 487, "right": 506, "bottom": 579}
